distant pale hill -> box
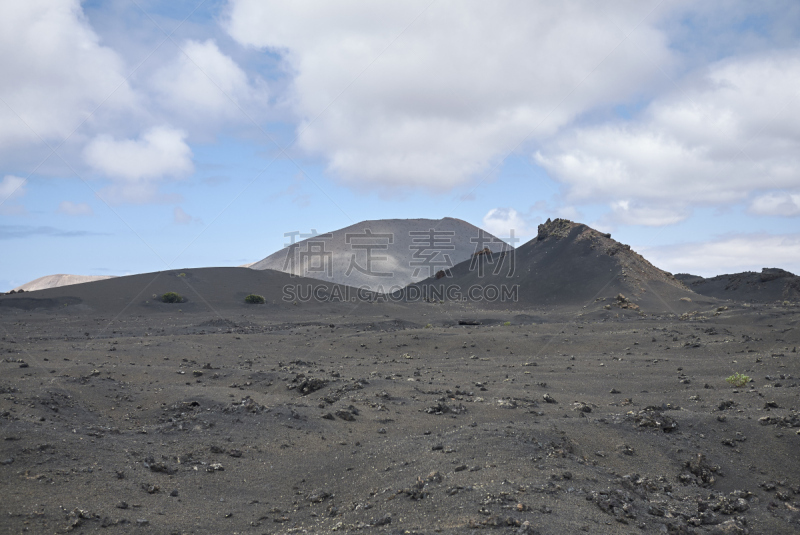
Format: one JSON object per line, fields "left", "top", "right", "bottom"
{"left": 12, "top": 274, "right": 116, "bottom": 293}
{"left": 250, "top": 217, "right": 510, "bottom": 292}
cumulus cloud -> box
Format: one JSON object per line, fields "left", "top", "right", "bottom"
{"left": 749, "top": 191, "right": 800, "bottom": 217}
{"left": 639, "top": 233, "right": 800, "bottom": 278}
{"left": 57, "top": 201, "right": 93, "bottom": 216}
{"left": 84, "top": 126, "right": 192, "bottom": 181}
{"left": 151, "top": 39, "right": 268, "bottom": 123}
{"left": 83, "top": 126, "right": 193, "bottom": 203}
{"left": 224, "top": 0, "right": 674, "bottom": 190}
{"left": 536, "top": 51, "right": 800, "bottom": 223}
{"left": 0, "top": 0, "right": 136, "bottom": 149}
{"left": 482, "top": 208, "right": 532, "bottom": 241}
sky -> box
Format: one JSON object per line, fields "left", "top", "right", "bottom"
{"left": 1, "top": 0, "right": 800, "bottom": 291}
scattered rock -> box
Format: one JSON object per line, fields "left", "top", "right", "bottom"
{"left": 306, "top": 489, "right": 331, "bottom": 503}
{"left": 708, "top": 519, "right": 749, "bottom": 534}
{"left": 292, "top": 375, "right": 329, "bottom": 395}
{"left": 572, "top": 401, "right": 592, "bottom": 413}
{"left": 617, "top": 444, "right": 635, "bottom": 456}
{"left": 680, "top": 454, "right": 719, "bottom": 487}
{"left": 427, "top": 471, "right": 443, "bottom": 483}
{"left": 143, "top": 456, "right": 175, "bottom": 474}
{"left": 758, "top": 413, "right": 800, "bottom": 427}
{"left": 371, "top": 514, "right": 391, "bottom": 526}
{"left": 718, "top": 400, "right": 735, "bottom": 411}
{"left": 335, "top": 407, "right": 358, "bottom": 421}
{"left": 614, "top": 293, "right": 640, "bottom": 311}
{"left": 587, "top": 489, "right": 638, "bottom": 523}
{"left": 424, "top": 402, "right": 467, "bottom": 415}
{"left": 626, "top": 408, "right": 677, "bottom": 432}
{"left": 497, "top": 398, "right": 518, "bottom": 409}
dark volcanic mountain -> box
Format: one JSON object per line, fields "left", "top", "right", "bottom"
{"left": 675, "top": 268, "right": 800, "bottom": 303}
{"left": 406, "top": 218, "right": 705, "bottom": 312}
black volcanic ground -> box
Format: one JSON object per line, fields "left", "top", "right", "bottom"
{"left": 2, "top": 232, "right": 800, "bottom": 534}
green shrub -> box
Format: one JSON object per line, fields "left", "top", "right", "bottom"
{"left": 503, "top": 321, "right": 511, "bottom": 326}
{"left": 245, "top": 294, "right": 266, "bottom": 304}
{"left": 161, "top": 292, "right": 183, "bottom": 303}
{"left": 725, "top": 372, "right": 750, "bottom": 387}
{"left": 177, "top": 272, "right": 186, "bottom": 277}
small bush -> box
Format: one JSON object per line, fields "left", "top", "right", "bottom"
{"left": 245, "top": 294, "right": 266, "bottom": 304}
{"left": 161, "top": 292, "right": 183, "bottom": 303}
{"left": 503, "top": 321, "right": 511, "bottom": 326}
{"left": 177, "top": 272, "right": 186, "bottom": 277}
{"left": 725, "top": 373, "right": 750, "bottom": 387}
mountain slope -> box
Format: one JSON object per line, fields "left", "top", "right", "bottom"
{"left": 406, "top": 218, "right": 703, "bottom": 312}
{"left": 0, "top": 267, "right": 371, "bottom": 314}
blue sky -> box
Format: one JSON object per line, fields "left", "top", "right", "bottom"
{"left": 1, "top": 0, "right": 800, "bottom": 291}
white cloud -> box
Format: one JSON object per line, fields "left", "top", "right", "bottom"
{"left": 749, "top": 191, "right": 800, "bottom": 217}
{"left": 536, "top": 51, "right": 800, "bottom": 223}
{"left": 0, "top": 0, "right": 136, "bottom": 149}
{"left": 151, "top": 39, "right": 268, "bottom": 123}
{"left": 83, "top": 126, "right": 193, "bottom": 203}
{"left": 224, "top": 0, "right": 674, "bottom": 190}
{"left": 482, "top": 208, "right": 532, "bottom": 241}
{"left": 0, "top": 4, "right": 263, "bottom": 183}
{"left": 173, "top": 206, "right": 193, "bottom": 224}
{"left": 639, "top": 233, "right": 800, "bottom": 277}
{"left": 607, "top": 200, "right": 690, "bottom": 227}
{"left": 57, "top": 201, "right": 93, "bottom": 216}
{"left": 0, "top": 175, "right": 26, "bottom": 204}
